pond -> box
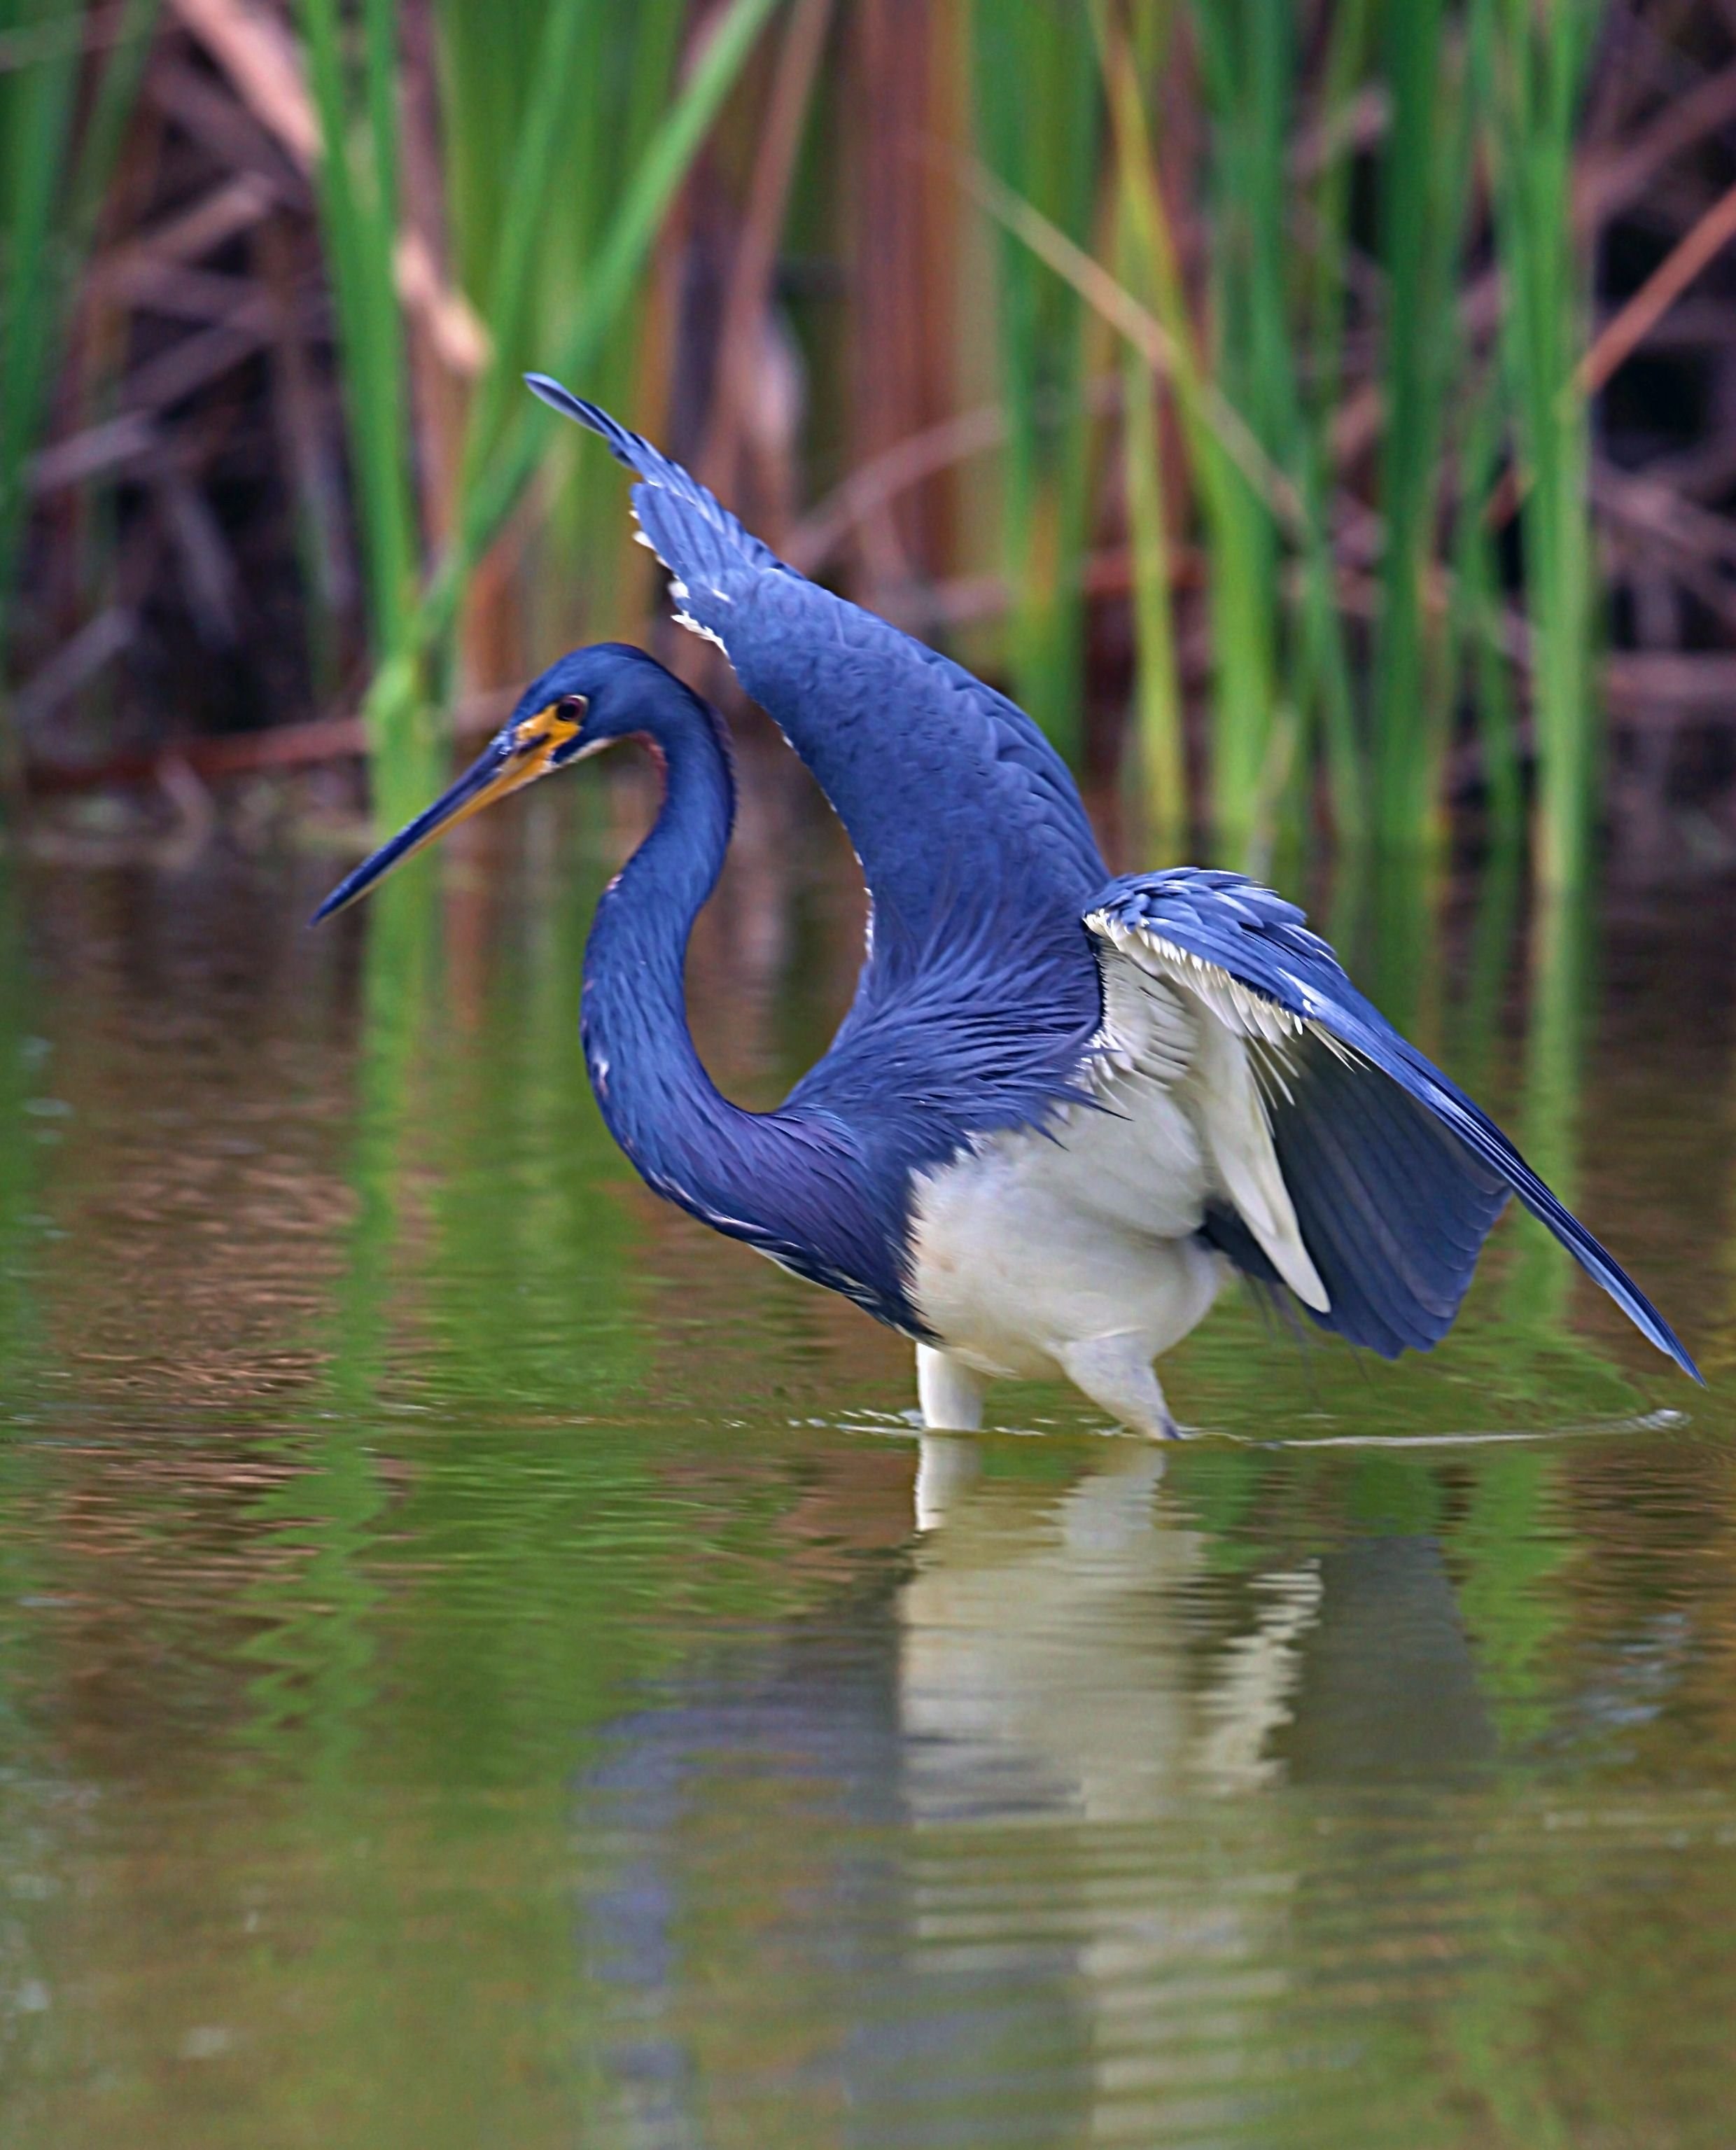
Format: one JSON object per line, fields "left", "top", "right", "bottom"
{"left": 0, "top": 769, "right": 1732, "bottom": 2149}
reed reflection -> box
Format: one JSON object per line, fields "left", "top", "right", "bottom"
{"left": 237, "top": 800, "right": 673, "bottom": 1783}
{"left": 0, "top": 863, "right": 43, "bottom": 1416}
{"left": 235, "top": 870, "right": 435, "bottom": 1773}
{"left": 0, "top": 863, "right": 57, "bottom": 2087}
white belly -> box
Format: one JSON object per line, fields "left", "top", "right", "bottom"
{"left": 906, "top": 1077, "right": 1226, "bottom": 1381}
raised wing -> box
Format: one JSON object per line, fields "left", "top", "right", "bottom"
{"left": 525, "top": 377, "right": 1107, "bottom": 982}
{"left": 1086, "top": 869, "right": 1700, "bottom": 1380}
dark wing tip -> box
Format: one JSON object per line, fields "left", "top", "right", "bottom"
{"left": 1586, "top": 1231, "right": 1701, "bottom": 1381}
{"left": 524, "top": 371, "right": 594, "bottom": 424}
{"left": 1644, "top": 1306, "right": 1704, "bottom": 1385}
{"left": 524, "top": 374, "right": 638, "bottom": 466}
{"left": 1588, "top": 1256, "right": 1703, "bottom": 1383}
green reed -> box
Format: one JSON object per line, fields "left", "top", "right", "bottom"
{"left": 1077, "top": 0, "right": 1364, "bottom": 860}
{"left": 298, "top": 0, "right": 434, "bottom": 820}
{"left": 1014, "top": 1, "right": 1606, "bottom": 882}
{"left": 434, "top": 0, "right": 687, "bottom": 653}
{"left": 1452, "top": 365, "right": 1526, "bottom": 844}
{"left": 1295, "top": 0, "right": 1373, "bottom": 845}
{"left": 1185, "top": 0, "right": 1299, "bottom": 858}
{"left": 1368, "top": 0, "right": 1474, "bottom": 856}
{"left": 1084, "top": 0, "right": 1289, "bottom": 860}
{"left": 297, "top": 0, "right": 778, "bottom": 830}
{"left": 0, "top": 0, "right": 155, "bottom": 733}
{"left": 1097, "top": 0, "right": 1184, "bottom": 845}
{"left": 4, "top": 0, "right": 1613, "bottom": 893}
{"left": 971, "top": 0, "right": 1100, "bottom": 762}
{"left": 0, "top": 7, "right": 79, "bottom": 713}
{"left": 1476, "top": 0, "right": 1600, "bottom": 893}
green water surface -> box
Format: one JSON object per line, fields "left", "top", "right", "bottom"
{"left": 0, "top": 788, "right": 1732, "bottom": 2149}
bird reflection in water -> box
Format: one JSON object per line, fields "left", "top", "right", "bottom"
{"left": 895, "top": 1432, "right": 1500, "bottom": 2138}
{"left": 574, "top": 1419, "right": 1516, "bottom": 2139}
{"left": 906, "top": 1433, "right": 1322, "bottom": 1818}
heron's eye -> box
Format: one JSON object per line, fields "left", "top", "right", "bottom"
{"left": 549, "top": 695, "right": 589, "bottom": 760}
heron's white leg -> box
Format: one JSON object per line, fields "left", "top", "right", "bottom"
{"left": 914, "top": 1434, "right": 982, "bottom": 1533}
{"left": 1057, "top": 1333, "right": 1179, "bottom": 1441}
{"left": 916, "top": 1343, "right": 986, "bottom": 1431}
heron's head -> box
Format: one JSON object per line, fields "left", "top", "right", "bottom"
{"left": 312, "top": 643, "right": 660, "bottom": 921}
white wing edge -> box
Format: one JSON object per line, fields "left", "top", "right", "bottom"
{"left": 1085, "top": 911, "right": 1331, "bottom": 1314}
{"left": 631, "top": 506, "right": 729, "bottom": 654}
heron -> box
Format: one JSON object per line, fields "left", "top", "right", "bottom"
{"left": 314, "top": 377, "right": 1699, "bottom": 1435}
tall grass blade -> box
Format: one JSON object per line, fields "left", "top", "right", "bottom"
{"left": 971, "top": 0, "right": 1100, "bottom": 761}
{"left": 1120, "top": 324, "right": 1184, "bottom": 843}
{"left": 299, "top": 0, "right": 430, "bottom": 817}
{"left": 1186, "top": 0, "right": 1306, "bottom": 858}
{"left": 67, "top": 0, "right": 160, "bottom": 242}
{"left": 1298, "top": 0, "right": 1371, "bottom": 398}
{"left": 1370, "top": 0, "right": 1474, "bottom": 856}
{"left": 1476, "top": 0, "right": 1600, "bottom": 893}
{"left": 333, "top": 0, "right": 776, "bottom": 828}
{"left": 0, "top": 2, "right": 83, "bottom": 713}
{"left": 1292, "top": 0, "right": 1369, "bottom": 844}
{"left": 969, "top": 148, "right": 1303, "bottom": 856}
{"left": 436, "top": 0, "right": 686, "bottom": 657}
{"left": 299, "top": 0, "right": 415, "bottom": 650}
{"left": 401, "top": 0, "right": 783, "bottom": 684}
{"left": 1452, "top": 366, "right": 1525, "bottom": 842}
{"left": 1096, "top": 0, "right": 1184, "bottom": 849}
{"left": 0, "top": 0, "right": 158, "bottom": 748}
{"left": 536, "top": 4, "right": 685, "bottom": 643}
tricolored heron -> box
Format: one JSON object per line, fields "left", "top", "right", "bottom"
{"left": 315, "top": 377, "right": 1699, "bottom": 1435}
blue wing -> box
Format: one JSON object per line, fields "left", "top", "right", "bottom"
{"left": 524, "top": 377, "right": 1107, "bottom": 987}
{"left": 1088, "top": 870, "right": 1700, "bottom": 1381}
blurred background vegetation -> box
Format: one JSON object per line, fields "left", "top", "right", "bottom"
{"left": 4, "top": 0, "right": 1736, "bottom": 884}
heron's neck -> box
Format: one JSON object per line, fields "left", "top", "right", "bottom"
{"left": 580, "top": 690, "right": 762, "bottom": 1213}
{"left": 575, "top": 675, "right": 926, "bottom": 1334}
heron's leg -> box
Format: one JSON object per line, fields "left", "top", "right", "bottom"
{"left": 916, "top": 1344, "right": 986, "bottom": 1431}
{"left": 1058, "top": 1333, "right": 1179, "bottom": 1441}
{"left": 914, "top": 1434, "right": 982, "bottom": 1532}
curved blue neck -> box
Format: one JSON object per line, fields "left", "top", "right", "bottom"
{"left": 578, "top": 677, "right": 914, "bottom": 1329}
{"left": 581, "top": 687, "right": 743, "bottom": 1189}
{"left": 579, "top": 680, "right": 919, "bottom": 1325}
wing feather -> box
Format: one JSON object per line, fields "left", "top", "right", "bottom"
{"left": 1092, "top": 913, "right": 1327, "bottom": 1311}
{"left": 1086, "top": 870, "right": 1699, "bottom": 1380}
{"left": 1184, "top": 984, "right": 1330, "bottom": 1311}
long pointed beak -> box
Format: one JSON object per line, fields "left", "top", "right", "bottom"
{"left": 312, "top": 704, "right": 581, "bottom": 923}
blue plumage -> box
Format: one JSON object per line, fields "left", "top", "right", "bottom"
{"left": 314, "top": 382, "right": 1701, "bottom": 1420}
{"left": 523, "top": 377, "right": 1108, "bottom": 944}
{"left": 502, "top": 643, "right": 1090, "bottom": 1336}
{"left": 524, "top": 375, "right": 1117, "bottom": 1329}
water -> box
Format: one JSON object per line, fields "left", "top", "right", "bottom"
{"left": 1, "top": 783, "right": 1733, "bottom": 2148}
